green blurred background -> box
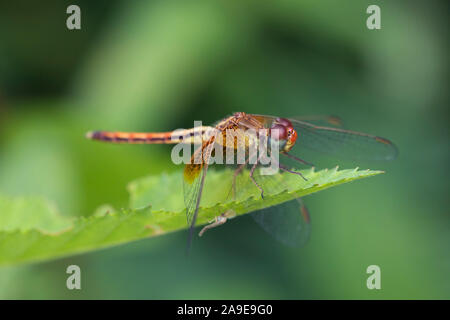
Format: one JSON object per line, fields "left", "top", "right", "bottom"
{"left": 0, "top": 0, "right": 448, "bottom": 299}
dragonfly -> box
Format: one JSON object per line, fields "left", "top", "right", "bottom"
{"left": 86, "top": 112, "right": 397, "bottom": 250}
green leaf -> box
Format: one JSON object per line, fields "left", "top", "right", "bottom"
{"left": 0, "top": 168, "right": 382, "bottom": 265}
{"left": 0, "top": 196, "right": 73, "bottom": 233}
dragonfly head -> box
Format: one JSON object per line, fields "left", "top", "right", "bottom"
{"left": 270, "top": 118, "right": 298, "bottom": 152}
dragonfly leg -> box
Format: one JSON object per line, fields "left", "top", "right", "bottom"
{"left": 198, "top": 210, "right": 235, "bottom": 237}
{"left": 250, "top": 162, "right": 265, "bottom": 199}
{"left": 281, "top": 152, "right": 315, "bottom": 167}
{"left": 279, "top": 164, "right": 308, "bottom": 181}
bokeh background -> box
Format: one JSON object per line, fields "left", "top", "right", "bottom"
{"left": 0, "top": 0, "right": 448, "bottom": 299}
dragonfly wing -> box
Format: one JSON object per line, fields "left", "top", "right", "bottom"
{"left": 183, "top": 163, "right": 207, "bottom": 227}
{"left": 183, "top": 136, "right": 215, "bottom": 248}
{"left": 250, "top": 114, "right": 342, "bottom": 129}
{"left": 251, "top": 198, "right": 311, "bottom": 247}
{"left": 243, "top": 165, "right": 311, "bottom": 247}
{"left": 250, "top": 114, "right": 397, "bottom": 161}
{"left": 291, "top": 115, "right": 343, "bottom": 128}
{"left": 290, "top": 119, "right": 398, "bottom": 160}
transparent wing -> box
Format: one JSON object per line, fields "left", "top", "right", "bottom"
{"left": 291, "top": 119, "right": 398, "bottom": 160}
{"left": 291, "top": 115, "right": 343, "bottom": 128}
{"left": 183, "top": 163, "right": 206, "bottom": 227}
{"left": 250, "top": 114, "right": 398, "bottom": 161}
{"left": 251, "top": 198, "right": 311, "bottom": 247}
{"left": 232, "top": 165, "right": 312, "bottom": 247}
{"left": 183, "top": 136, "right": 215, "bottom": 249}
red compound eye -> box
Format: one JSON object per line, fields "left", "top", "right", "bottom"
{"left": 270, "top": 124, "right": 288, "bottom": 140}
{"left": 275, "top": 117, "right": 293, "bottom": 127}
{"left": 288, "top": 128, "right": 298, "bottom": 144}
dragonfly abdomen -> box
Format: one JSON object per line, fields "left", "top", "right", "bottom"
{"left": 85, "top": 127, "right": 215, "bottom": 144}
{"left": 86, "top": 131, "right": 175, "bottom": 144}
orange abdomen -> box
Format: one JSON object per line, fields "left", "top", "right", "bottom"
{"left": 86, "top": 131, "right": 175, "bottom": 144}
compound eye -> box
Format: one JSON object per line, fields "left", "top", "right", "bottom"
{"left": 275, "top": 117, "right": 293, "bottom": 127}
{"left": 271, "top": 124, "right": 288, "bottom": 140}
{"left": 289, "top": 128, "right": 298, "bottom": 142}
